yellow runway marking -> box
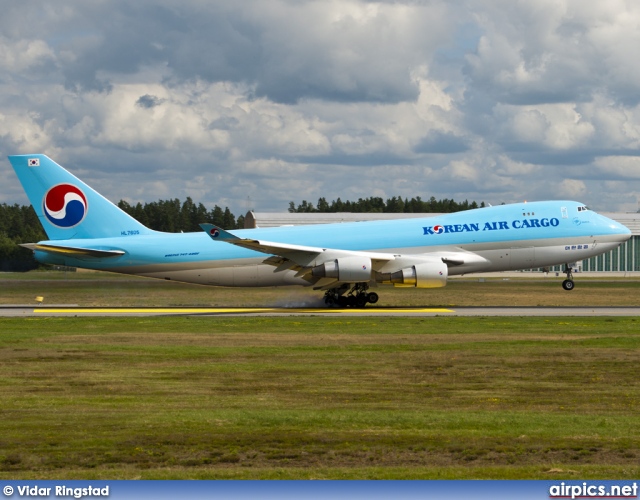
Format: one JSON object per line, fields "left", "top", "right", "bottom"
{"left": 313, "top": 308, "right": 454, "bottom": 314}
{"left": 35, "top": 307, "right": 454, "bottom": 314}
{"left": 36, "top": 308, "right": 273, "bottom": 314}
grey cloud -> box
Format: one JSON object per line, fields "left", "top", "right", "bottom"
{"left": 462, "top": 2, "right": 640, "bottom": 108}
{"left": 208, "top": 117, "right": 240, "bottom": 130}
{"left": 294, "top": 152, "right": 415, "bottom": 168}
{"left": 509, "top": 151, "right": 598, "bottom": 167}
{"left": 8, "top": 1, "right": 450, "bottom": 105}
{"left": 414, "top": 131, "right": 470, "bottom": 154}
{"left": 136, "top": 94, "right": 165, "bottom": 109}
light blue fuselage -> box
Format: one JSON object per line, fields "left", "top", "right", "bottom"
{"left": 35, "top": 200, "right": 630, "bottom": 287}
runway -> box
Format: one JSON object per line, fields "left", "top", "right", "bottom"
{"left": 2, "top": 305, "right": 640, "bottom": 316}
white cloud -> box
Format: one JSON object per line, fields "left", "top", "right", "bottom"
{"left": 0, "top": 36, "right": 56, "bottom": 73}
{"left": 0, "top": 111, "right": 57, "bottom": 153}
{"left": 493, "top": 102, "right": 596, "bottom": 150}
{"left": 553, "top": 178, "right": 587, "bottom": 199}
{"left": 494, "top": 156, "right": 541, "bottom": 177}
{"left": 593, "top": 156, "right": 640, "bottom": 179}
{"left": 2, "top": 0, "right": 640, "bottom": 213}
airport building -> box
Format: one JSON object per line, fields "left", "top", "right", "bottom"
{"left": 244, "top": 211, "right": 640, "bottom": 273}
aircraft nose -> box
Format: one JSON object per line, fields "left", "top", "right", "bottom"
{"left": 609, "top": 219, "right": 632, "bottom": 241}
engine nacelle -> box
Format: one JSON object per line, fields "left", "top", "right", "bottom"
{"left": 312, "top": 256, "right": 372, "bottom": 282}
{"left": 378, "top": 261, "right": 448, "bottom": 288}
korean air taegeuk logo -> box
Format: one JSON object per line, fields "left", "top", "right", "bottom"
{"left": 43, "top": 184, "right": 88, "bottom": 228}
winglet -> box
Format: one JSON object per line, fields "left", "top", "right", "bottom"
{"left": 199, "top": 223, "right": 239, "bottom": 242}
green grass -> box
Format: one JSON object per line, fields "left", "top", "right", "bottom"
{"left": 2, "top": 270, "right": 640, "bottom": 307}
{"left": 1, "top": 316, "right": 639, "bottom": 479}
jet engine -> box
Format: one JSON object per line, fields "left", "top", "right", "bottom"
{"left": 377, "top": 261, "right": 448, "bottom": 288}
{"left": 312, "top": 256, "right": 372, "bottom": 282}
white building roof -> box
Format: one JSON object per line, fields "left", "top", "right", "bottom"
{"left": 244, "top": 211, "right": 436, "bottom": 228}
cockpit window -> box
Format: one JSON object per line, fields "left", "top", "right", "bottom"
{"left": 577, "top": 206, "right": 589, "bottom": 212}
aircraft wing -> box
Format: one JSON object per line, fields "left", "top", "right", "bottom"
{"left": 199, "top": 224, "right": 490, "bottom": 290}
{"left": 199, "top": 223, "right": 395, "bottom": 271}
{"left": 21, "top": 243, "right": 125, "bottom": 258}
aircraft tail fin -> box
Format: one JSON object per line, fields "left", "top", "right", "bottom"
{"left": 8, "top": 154, "right": 153, "bottom": 240}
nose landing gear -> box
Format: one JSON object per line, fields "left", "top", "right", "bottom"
{"left": 562, "top": 265, "right": 575, "bottom": 291}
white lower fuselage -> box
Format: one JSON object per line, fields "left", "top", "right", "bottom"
{"left": 127, "top": 235, "right": 623, "bottom": 287}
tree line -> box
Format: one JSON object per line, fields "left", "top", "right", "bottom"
{"left": 116, "top": 197, "right": 244, "bottom": 233}
{"left": 288, "top": 196, "right": 485, "bottom": 213}
{"left": 1, "top": 194, "right": 483, "bottom": 271}
{"left": 0, "top": 204, "right": 47, "bottom": 271}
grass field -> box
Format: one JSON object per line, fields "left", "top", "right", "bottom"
{"left": 2, "top": 270, "right": 640, "bottom": 307}
{"left": 1, "top": 313, "right": 639, "bottom": 479}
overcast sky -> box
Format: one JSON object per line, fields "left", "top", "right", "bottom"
{"left": 2, "top": 0, "right": 640, "bottom": 215}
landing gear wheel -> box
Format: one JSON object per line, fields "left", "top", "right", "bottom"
{"left": 355, "top": 294, "right": 368, "bottom": 308}
{"left": 323, "top": 283, "right": 378, "bottom": 308}
{"left": 323, "top": 284, "right": 350, "bottom": 307}
{"left": 562, "top": 264, "right": 575, "bottom": 291}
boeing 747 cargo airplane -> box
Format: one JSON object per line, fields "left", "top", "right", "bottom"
{"left": 8, "top": 154, "right": 632, "bottom": 307}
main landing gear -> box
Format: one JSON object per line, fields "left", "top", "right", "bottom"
{"left": 323, "top": 283, "right": 379, "bottom": 308}
{"left": 562, "top": 265, "right": 575, "bottom": 291}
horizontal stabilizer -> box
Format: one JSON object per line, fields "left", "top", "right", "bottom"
{"left": 21, "top": 243, "right": 125, "bottom": 258}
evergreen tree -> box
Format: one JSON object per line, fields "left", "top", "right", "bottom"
{"left": 236, "top": 214, "right": 245, "bottom": 229}
{"left": 386, "top": 196, "right": 405, "bottom": 213}
{"left": 317, "top": 197, "right": 330, "bottom": 212}
{"left": 0, "top": 203, "right": 46, "bottom": 271}
{"left": 211, "top": 206, "right": 225, "bottom": 227}
{"left": 180, "top": 197, "right": 196, "bottom": 231}
{"left": 288, "top": 195, "right": 484, "bottom": 214}
{"left": 222, "top": 207, "right": 235, "bottom": 229}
